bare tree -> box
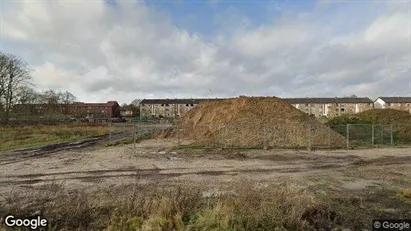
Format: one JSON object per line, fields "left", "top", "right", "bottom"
{"left": 60, "top": 90, "right": 77, "bottom": 104}
{"left": 0, "top": 52, "right": 32, "bottom": 124}
{"left": 41, "top": 89, "right": 61, "bottom": 104}
{"left": 15, "top": 85, "right": 39, "bottom": 104}
{"left": 60, "top": 90, "right": 77, "bottom": 115}
{"left": 0, "top": 53, "right": 8, "bottom": 117}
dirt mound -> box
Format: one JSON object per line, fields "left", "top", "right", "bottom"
{"left": 161, "top": 97, "right": 346, "bottom": 148}
{"left": 356, "top": 109, "right": 411, "bottom": 124}
{"left": 356, "top": 109, "right": 411, "bottom": 143}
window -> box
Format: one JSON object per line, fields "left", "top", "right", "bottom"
{"left": 191, "top": 104, "right": 194, "bottom": 107}
{"left": 161, "top": 104, "right": 164, "bottom": 106}
{"left": 166, "top": 104, "right": 169, "bottom": 107}
{"left": 186, "top": 104, "right": 189, "bottom": 107}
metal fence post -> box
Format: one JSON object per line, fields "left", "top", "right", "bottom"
{"left": 133, "top": 122, "right": 136, "bottom": 149}
{"left": 217, "top": 125, "right": 220, "bottom": 148}
{"left": 108, "top": 123, "right": 112, "bottom": 143}
{"left": 346, "top": 124, "right": 350, "bottom": 149}
{"left": 308, "top": 124, "right": 312, "bottom": 151}
{"left": 328, "top": 125, "right": 331, "bottom": 148}
{"left": 263, "top": 124, "right": 267, "bottom": 150}
{"left": 177, "top": 123, "right": 180, "bottom": 147}
{"left": 372, "top": 124, "right": 375, "bottom": 146}
{"left": 224, "top": 125, "right": 227, "bottom": 149}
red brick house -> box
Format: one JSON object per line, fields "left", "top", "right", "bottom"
{"left": 13, "top": 101, "right": 121, "bottom": 118}
{"left": 66, "top": 101, "right": 121, "bottom": 118}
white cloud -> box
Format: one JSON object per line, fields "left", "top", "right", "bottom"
{"left": 2, "top": 0, "right": 410, "bottom": 104}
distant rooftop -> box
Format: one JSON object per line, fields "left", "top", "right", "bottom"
{"left": 140, "top": 98, "right": 227, "bottom": 105}
{"left": 283, "top": 97, "right": 373, "bottom": 104}
{"left": 377, "top": 97, "right": 411, "bottom": 103}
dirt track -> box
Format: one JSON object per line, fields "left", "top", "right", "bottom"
{"left": 0, "top": 138, "right": 411, "bottom": 197}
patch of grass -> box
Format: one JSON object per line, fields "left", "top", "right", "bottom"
{"left": 0, "top": 123, "right": 109, "bottom": 151}
{"left": 397, "top": 188, "right": 411, "bottom": 204}
{"left": 0, "top": 181, "right": 340, "bottom": 231}
{"left": 1, "top": 180, "right": 410, "bottom": 230}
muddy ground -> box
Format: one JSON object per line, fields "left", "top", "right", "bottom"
{"left": 0, "top": 138, "right": 410, "bottom": 198}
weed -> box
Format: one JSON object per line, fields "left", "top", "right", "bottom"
{"left": 1, "top": 180, "right": 408, "bottom": 230}
{"left": 0, "top": 124, "right": 109, "bottom": 150}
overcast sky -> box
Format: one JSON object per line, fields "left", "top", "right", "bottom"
{"left": 2, "top": 0, "right": 411, "bottom": 104}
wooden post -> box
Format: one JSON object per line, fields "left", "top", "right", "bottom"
{"left": 372, "top": 124, "right": 375, "bottom": 146}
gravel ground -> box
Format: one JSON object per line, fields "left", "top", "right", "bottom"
{"left": 0, "top": 138, "right": 410, "bottom": 196}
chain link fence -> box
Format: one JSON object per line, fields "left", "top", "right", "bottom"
{"left": 342, "top": 124, "right": 411, "bottom": 148}
{"left": 107, "top": 122, "right": 411, "bottom": 150}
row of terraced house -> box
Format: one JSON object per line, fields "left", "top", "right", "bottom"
{"left": 12, "top": 101, "right": 122, "bottom": 118}
{"left": 139, "top": 96, "right": 411, "bottom": 119}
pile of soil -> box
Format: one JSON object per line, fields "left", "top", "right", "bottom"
{"left": 355, "top": 109, "right": 411, "bottom": 124}
{"left": 355, "top": 109, "right": 411, "bottom": 143}
{"left": 161, "top": 97, "right": 346, "bottom": 148}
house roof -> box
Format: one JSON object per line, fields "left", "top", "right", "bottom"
{"left": 14, "top": 101, "right": 119, "bottom": 108}
{"left": 140, "top": 98, "right": 226, "bottom": 105}
{"left": 376, "top": 97, "right": 411, "bottom": 103}
{"left": 283, "top": 97, "right": 373, "bottom": 104}
{"left": 71, "top": 101, "right": 118, "bottom": 107}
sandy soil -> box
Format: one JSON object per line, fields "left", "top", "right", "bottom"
{"left": 0, "top": 138, "right": 411, "bottom": 196}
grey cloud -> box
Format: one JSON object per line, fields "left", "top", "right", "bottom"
{"left": 2, "top": 0, "right": 410, "bottom": 103}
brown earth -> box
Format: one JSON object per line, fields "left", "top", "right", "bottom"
{"left": 161, "top": 97, "right": 346, "bottom": 148}
{"left": 0, "top": 138, "right": 410, "bottom": 199}
{"left": 1, "top": 139, "right": 410, "bottom": 230}
{"left": 356, "top": 108, "right": 411, "bottom": 124}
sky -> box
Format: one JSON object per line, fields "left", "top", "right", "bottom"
{"left": 1, "top": 0, "right": 411, "bottom": 104}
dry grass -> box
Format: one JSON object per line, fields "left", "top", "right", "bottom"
{"left": 1, "top": 180, "right": 410, "bottom": 230}
{"left": 397, "top": 188, "right": 411, "bottom": 204}
{"left": 0, "top": 123, "right": 109, "bottom": 150}
{"left": 0, "top": 181, "right": 343, "bottom": 231}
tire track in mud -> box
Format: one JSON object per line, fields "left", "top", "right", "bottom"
{"left": 0, "top": 163, "right": 347, "bottom": 186}
{"left": 0, "top": 135, "right": 111, "bottom": 166}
